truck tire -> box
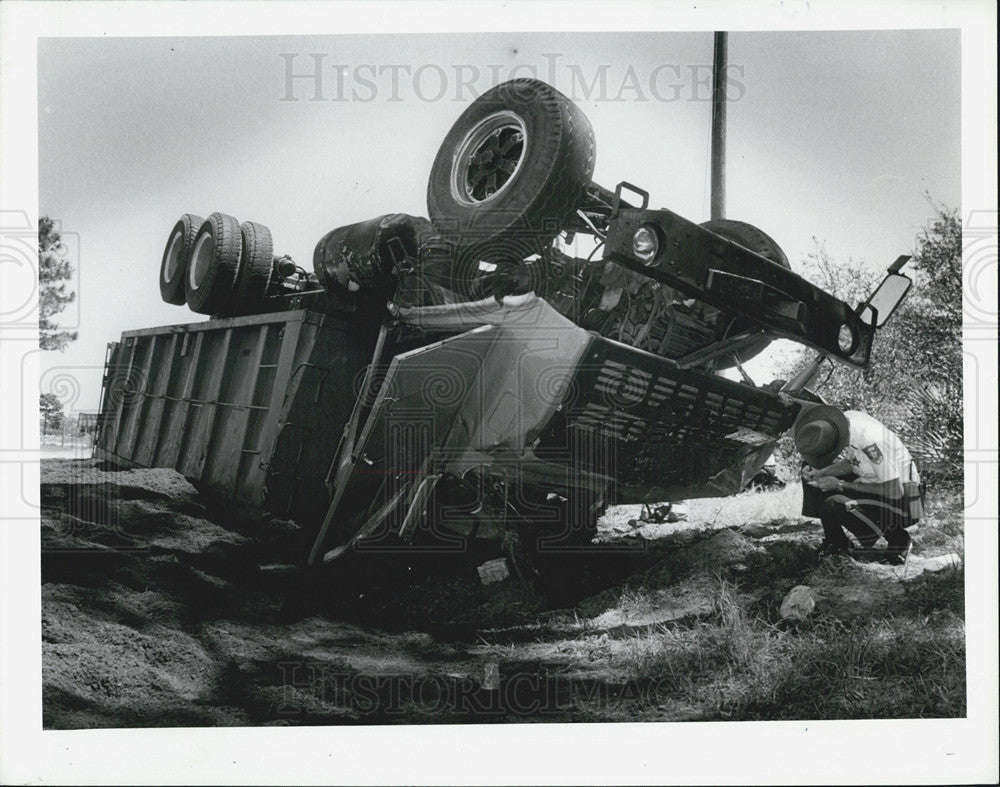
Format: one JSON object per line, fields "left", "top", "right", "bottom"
{"left": 159, "top": 213, "right": 203, "bottom": 305}
{"left": 427, "top": 79, "right": 596, "bottom": 269}
{"left": 698, "top": 219, "right": 790, "bottom": 367}
{"left": 700, "top": 219, "right": 789, "bottom": 270}
{"left": 185, "top": 212, "right": 242, "bottom": 315}
{"left": 228, "top": 221, "right": 274, "bottom": 313}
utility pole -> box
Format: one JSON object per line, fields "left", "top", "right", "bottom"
{"left": 710, "top": 31, "right": 727, "bottom": 221}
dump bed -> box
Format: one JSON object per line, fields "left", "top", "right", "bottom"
{"left": 95, "top": 310, "right": 379, "bottom": 523}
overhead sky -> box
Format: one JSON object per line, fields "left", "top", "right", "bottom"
{"left": 36, "top": 29, "right": 960, "bottom": 411}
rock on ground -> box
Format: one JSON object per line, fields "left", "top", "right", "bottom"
{"left": 780, "top": 585, "right": 816, "bottom": 621}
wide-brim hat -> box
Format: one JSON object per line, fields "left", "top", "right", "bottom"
{"left": 793, "top": 404, "right": 849, "bottom": 469}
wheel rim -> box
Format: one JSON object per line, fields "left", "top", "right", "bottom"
{"left": 164, "top": 230, "right": 183, "bottom": 283}
{"left": 450, "top": 111, "right": 527, "bottom": 206}
{"left": 189, "top": 232, "right": 214, "bottom": 290}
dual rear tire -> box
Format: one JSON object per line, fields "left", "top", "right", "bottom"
{"left": 159, "top": 212, "right": 274, "bottom": 315}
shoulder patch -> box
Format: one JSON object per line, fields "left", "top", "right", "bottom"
{"left": 862, "top": 443, "right": 884, "bottom": 463}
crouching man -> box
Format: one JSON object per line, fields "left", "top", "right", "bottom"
{"left": 794, "top": 405, "right": 921, "bottom": 565}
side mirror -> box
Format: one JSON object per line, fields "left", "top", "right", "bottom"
{"left": 859, "top": 272, "right": 912, "bottom": 327}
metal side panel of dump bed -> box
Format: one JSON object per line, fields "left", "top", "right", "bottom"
{"left": 95, "top": 310, "right": 379, "bottom": 523}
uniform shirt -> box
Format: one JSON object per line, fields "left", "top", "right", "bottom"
{"left": 843, "top": 410, "right": 919, "bottom": 492}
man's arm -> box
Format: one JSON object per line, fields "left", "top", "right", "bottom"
{"left": 804, "top": 458, "right": 852, "bottom": 479}
{"left": 809, "top": 474, "right": 903, "bottom": 498}
{"left": 838, "top": 477, "right": 903, "bottom": 499}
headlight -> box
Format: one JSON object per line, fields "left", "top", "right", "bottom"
{"left": 837, "top": 323, "right": 856, "bottom": 353}
{"left": 632, "top": 225, "right": 659, "bottom": 265}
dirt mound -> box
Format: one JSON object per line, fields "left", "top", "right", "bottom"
{"left": 43, "top": 583, "right": 236, "bottom": 728}
{"left": 576, "top": 530, "right": 761, "bottom": 621}
{"left": 42, "top": 460, "right": 199, "bottom": 502}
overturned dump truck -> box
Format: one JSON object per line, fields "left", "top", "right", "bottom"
{"left": 95, "top": 79, "right": 914, "bottom": 568}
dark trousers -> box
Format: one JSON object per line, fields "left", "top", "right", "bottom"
{"left": 801, "top": 475, "right": 912, "bottom": 554}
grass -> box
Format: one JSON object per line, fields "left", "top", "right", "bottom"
{"left": 620, "top": 572, "right": 966, "bottom": 720}
{"left": 910, "top": 484, "right": 964, "bottom": 556}
{"left": 615, "top": 586, "right": 659, "bottom": 618}
{"left": 491, "top": 483, "right": 966, "bottom": 722}
{"left": 590, "top": 483, "right": 967, "bottom": 721}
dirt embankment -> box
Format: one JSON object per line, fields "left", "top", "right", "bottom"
{"left": 41, "top": 460, "right": 965, "bottom": 727}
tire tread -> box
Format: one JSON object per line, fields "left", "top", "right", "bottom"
{"left": 185, "top": 212, "right": 242, "bottom": 315}
{"left": 229, "top": 221, "right": 274, "bottom": 314}
{"left": 427, "top": 78, "right": 595, "bottom": 257}
{"left": 159, "top": 213, "right": 203, "bottom": 305}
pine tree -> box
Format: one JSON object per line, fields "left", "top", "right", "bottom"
{"left": 39, "top": 216, "right": 78, "bottom": 351}
{"left": 39, "top": 392, "right": 64, "bottom": 433}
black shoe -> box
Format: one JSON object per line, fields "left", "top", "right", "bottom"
{"left": 848, "top": 546, "right": 883, "bottom": 563}
{"left": 818, "top": 540, "right": 850, "bottom": 556}
{"left": 881, "top": 542, "right": 912, "bottom": 566}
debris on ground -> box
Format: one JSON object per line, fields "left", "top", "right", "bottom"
{"left": 477, "top": 558, "right": 510, "bottom": 585}
{"left": 780, "top": 585, "right": 816, "bottom": 622}
{"left": 627, "top": 502, "right": 688, "bottom": 527}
